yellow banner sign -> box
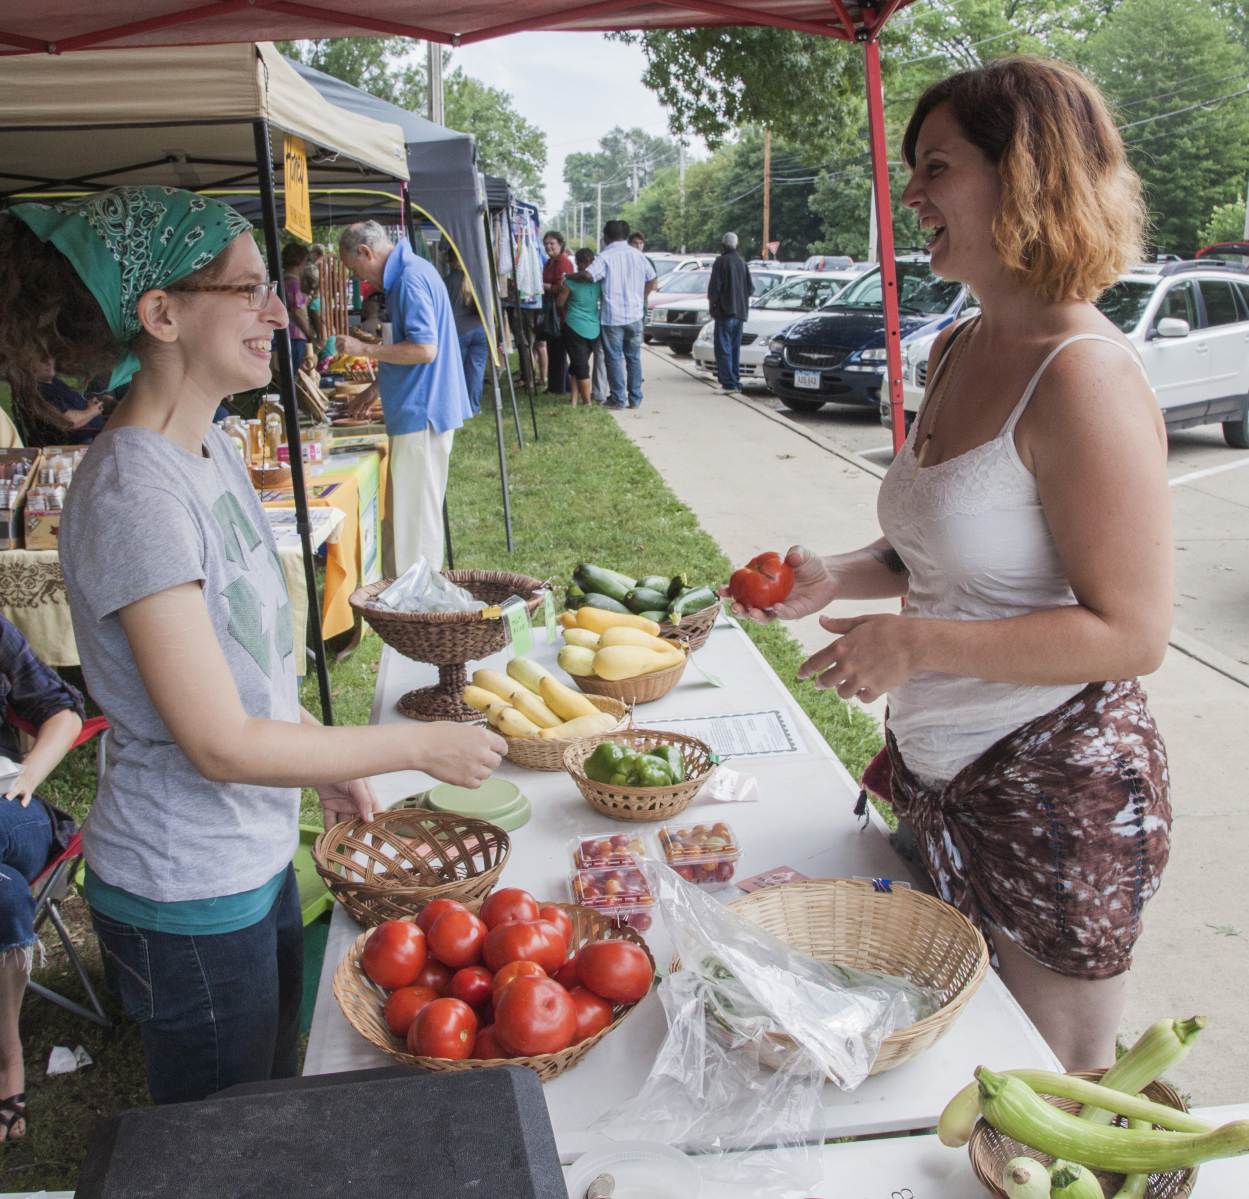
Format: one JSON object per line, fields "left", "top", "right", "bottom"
{"left": 283, "top": 135, "right": 312, "bottom": 244}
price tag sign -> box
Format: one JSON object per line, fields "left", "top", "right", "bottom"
{"left": 687, "top": 653, "right": 725, "bottom": 688}
{"left": 500, "top": 596, "right": 533, "bottom": 657}
{"left": 282, "top": 135, "right": 312, "bottom": 244}
{"left": 542, "top": 590, "right": 558, "bottom": 642}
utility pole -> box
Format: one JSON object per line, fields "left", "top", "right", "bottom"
{"left": 596, "top": 181, "right": 603, "bottom": 243}
{"left": 630, "top": 160, "right": 639, "bottom": 202}
{"left": 762, "top": 128, "right": 772, "bottom": 259}
{"left": 426, "top": 41, "right": 443, "bottom": 125}
{"left": 1243, "top": 165, "right": 1249, "bottom": 239}
{"left": 678, "top": 142, "right": 688, "bottom": 253}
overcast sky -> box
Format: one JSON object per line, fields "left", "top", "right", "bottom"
{"left": 448, "top": 32, "right": 697, "bottom": 217}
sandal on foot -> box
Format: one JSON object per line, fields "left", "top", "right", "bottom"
{"left": 0, "top": 1093, "right": 26, "bottom": 1141}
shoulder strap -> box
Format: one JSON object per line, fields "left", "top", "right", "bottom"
{"left": 923, "top": 315, "right": 978, "bottom": 396}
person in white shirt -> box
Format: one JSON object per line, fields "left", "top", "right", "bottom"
{"left": 581, "top": 220, "right": 656, "bottom": 409}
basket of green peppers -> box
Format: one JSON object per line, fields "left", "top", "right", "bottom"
{"left": 562, "top": 731, "right": 717, "bottom": 823}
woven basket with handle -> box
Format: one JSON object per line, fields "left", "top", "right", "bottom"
{"left": 313, "top": 809, "right": 510, "bottom": 927}
{"left": 969, "top": 1072, "right": 1197, "bottom": 1198}
{"left": 332, "top": 904, "right": 654, "bottom": 1082}
{"left": 659, "top": 599, "right": 721, "bottom": 652}
{"left": 719, "top": 879, "right": 989, "bottom": 1076}
{"left": 571, "top": 652, "right": 687, "bottom": 706}
{"left": 502, "top": 695, "right": 630, "bottom": 770}
{"left": 562, "top": 729, "right": 715, "bottom": 822}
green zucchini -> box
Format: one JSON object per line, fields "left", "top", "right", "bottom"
{"left": 667, "top": 586, "right": 719, "bottom": 623}
{"left": 1001, "top": 1157, "right": 1050, "bottom": 1199}
{"left": 625, "top": 586, "right": 671, "bottom": 614}
{"left": 666, "top": 572, "right": 689, "bottom": 600}
{"left": 1111, "top": 1122, "right": 1152, "bottom": 1199}
{"left": 637, "top": 610, "right": 669, "bottom": 623}
{"left": 580, "top": 592, "right": 632, "bottom": 615}
{"left": 574, "top": 564, "right": 632, "bottom": 605}
{"left": 1082, "top": 1016, "right": 1206, "bottom": 1124}
{"left": 638, "top": 575, "right": 671, "bottom": 593}
{"left": 565, "top": 582, "right": 586, "bottom": 610}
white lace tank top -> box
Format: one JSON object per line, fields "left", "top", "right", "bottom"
{"left": 877, "top": 328, "right": 1145, "bottom": 782}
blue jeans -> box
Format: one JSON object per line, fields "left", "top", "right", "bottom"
{"left": 601, "top": 321, "right": 645, "bottom": 408}
{"left": 459, "top": 326, "right": 488, "bottom": 415}
{"left": 91, "top": 864, "right": 303, "bottom": 1104}
{"left": 0, "top": 797, "right": 57, "bottom": 953}
{"left": 714, "top": 316, "right": 744, "bottom": 389}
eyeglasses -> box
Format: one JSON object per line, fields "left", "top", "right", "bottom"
{"left": 172, "top": 280, "right": 283, "bottom": 310}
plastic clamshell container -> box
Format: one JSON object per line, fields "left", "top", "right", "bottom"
{"left": 570, "top": 830, "right": 648, "bottom": 869}
{"left": 568, "top": 865, "right": 655, "bottom": 932}
{"left": 655, "top": 819, "right": 742, "bottom": 885}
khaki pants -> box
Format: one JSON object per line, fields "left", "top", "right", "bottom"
{"left": 384, "top": 427, "right": 455, "bottom": 577}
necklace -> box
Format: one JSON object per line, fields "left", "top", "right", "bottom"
{"left": 914, "top": 316, "right": 979, "bottom": 468}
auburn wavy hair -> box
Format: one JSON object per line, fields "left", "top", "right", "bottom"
{"left": 902, "top": 57, "right": 1146, "bottom": 303}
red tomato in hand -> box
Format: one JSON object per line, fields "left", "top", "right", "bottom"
{"left": 492, "top": 959, "right": 547, "bottom": 1003}
{"left": 361, "top": 920, "right": 427, "bottom": 990}
{"left": 568, "top": 985, "right": 615, "bottom": 1043}
{"left": 538, "top": 905, "right": 573, "bottom": 957}
{"left": 448, "top": 965, "right": 493, "bottom": 1008}
{"left": 483, "top": 920, "right": 565, "bottom": 974}
{"left": 427, "top": 909, "right": 487, "bottom": 969}
{"left": 408, "top": 997, "right": 478, "bottom": 1060}
{"left": 416, "top": 897, "right": 470, "bottom": 934}
{"left": 494, "top": 977, "right": 577, "bottom": 1056}
{"left": 729, "top": 551, "right": 794, "bottom": 611}
{"left": 480, "top": 887, "right": 541, "bottom": 930}
{"left": 576, "top": 941, "right": 653, "bottom": 1003}
{"left": 552, "top": 956, "right": 580, "bottom": 990}
{"left": 412, "top": 958, "right": 454, "bottom": 996}
{"left": 383, "top": 985, "right": 439, "bottom": 1038}
{"left": 471, "top": 1025, "right": 507, "bottom": 1060}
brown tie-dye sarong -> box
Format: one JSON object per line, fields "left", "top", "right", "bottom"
{"left": 880, "top": 680, "right": 1171, "bottom": 980}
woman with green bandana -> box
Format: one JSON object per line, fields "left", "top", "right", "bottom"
{"left": 0, "top": 187, "right": 506, "bottom": 1105}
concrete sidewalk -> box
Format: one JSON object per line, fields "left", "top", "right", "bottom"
{"left": 613, "top": 346, "right": 1249, "bottom": 1103}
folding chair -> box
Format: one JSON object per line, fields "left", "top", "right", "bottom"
{"left": 8, "top": 710, "right": 111, "bottom": 1026}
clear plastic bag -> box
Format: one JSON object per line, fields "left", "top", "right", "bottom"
{"left": 594, "top": 860, "right": 940, "bottom": 1194}
{"left": 373, "top": 558, "right": 485, "bottom": 614}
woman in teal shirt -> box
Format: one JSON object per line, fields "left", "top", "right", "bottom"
{"left": 558, "top": 248, "right": 602, "bottom": 408}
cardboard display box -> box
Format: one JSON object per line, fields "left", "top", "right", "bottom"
{"left": 0, "top": 447, "right": 41, "bottom": 550}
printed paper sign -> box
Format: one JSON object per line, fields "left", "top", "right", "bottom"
{"left": 283, "top": 135, "right": 312, "bottom": 244}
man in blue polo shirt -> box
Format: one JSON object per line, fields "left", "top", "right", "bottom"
{"left": 338, "top": 221, "right": 471, "bottom": 575}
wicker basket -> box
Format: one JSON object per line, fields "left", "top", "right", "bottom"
{"left": 349, "top": 571, "right": 545, "bottom": 722}
{"left": 572, "top": 653, "right": 687, "bottom": 706}
{"left": 313, "top": 809, "right": 510, "bottom": 927}
{"left": 969, "top": 1072, "right": 1197, "bottom": 1198}
{"left": 562, "top": 730, "right": 716, "bottom": 822}
{"left": 248, "top": 462, "right": 292, "bottom": 489}
{"left": 502, "top": 695, "right": 630, "bottom": 770}
{"left": 659, "top": 600, "right": 721, "bottom": 653}
{"left": 332, "top": 903, "right": 655, "bottom": 1082}
{"left": 722, "top": 879, "right": 989, "bottom": 1076}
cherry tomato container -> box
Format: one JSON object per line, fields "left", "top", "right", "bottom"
{"left": 569, "top": 831, "right": 647, "bottom": 869}
{"left": 655, "top": 819, "right": 741, "bottom": 885}
{"left": 567, "top": 865, "right": 655, "bottom": 933}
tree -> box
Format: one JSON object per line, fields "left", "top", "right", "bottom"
{"left": 1198, "top": 197, "right": 1248, "bottom": 248}
{"left": 563, "top": 127, "right": 682, "bottom": 225}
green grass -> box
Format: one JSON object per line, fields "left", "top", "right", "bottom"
{"left": 7, "top": 373, "right": 883, "bottom": 1192}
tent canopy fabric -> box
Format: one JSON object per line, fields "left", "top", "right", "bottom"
{"left": 0, "top": 1, "right": 915, "bottom": 55}
{"left": 0, "top": 42, "right": 408, "bottom": 196}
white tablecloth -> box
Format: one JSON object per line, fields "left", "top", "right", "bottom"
{"left": 303, "top": 616, "right": 1061, "bottom": 1158}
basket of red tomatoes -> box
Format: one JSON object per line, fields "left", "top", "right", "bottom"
{"left": 332, "top": 885, "right": 656, "bottom": 1083}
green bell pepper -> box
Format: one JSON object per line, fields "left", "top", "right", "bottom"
{"left": 628, "top": 756, "right": 676, "bottom": 788}
{"left": 585, "top": 741, "right": 629, "bottom": 783}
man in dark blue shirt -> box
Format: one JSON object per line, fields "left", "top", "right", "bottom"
{"left": 28, "top": 359, "right": 105, "bottom": 446}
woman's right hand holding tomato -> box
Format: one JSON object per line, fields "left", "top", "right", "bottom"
{"left": 722, "top": 545, "right": 839, "bottom": 624}
{"left": 417, "top": 722, "right": 506, "bottom": 787}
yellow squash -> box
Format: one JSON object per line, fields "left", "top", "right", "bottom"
{"left": 597, "top": 626, "right": 675, "bottom": 654}
{"left": 561, "top": 628, "right": 601, "bottom": 650}
{"left": 539, "top": 675, "right": 599, "bottom": 720}
{"left": 537, "top": 711, "right": 618, "bottom": 740}
{"left": 472, "top": 668, "right": 520, "bottom": 703}
{"left": 592, "top": 644, "right": 683, "bottom": 681}
{"left": 575, "top": 608, "right": 661, "bottom": 637}
{"left": 506, "top": 656, "right": 551, "bottom": 695}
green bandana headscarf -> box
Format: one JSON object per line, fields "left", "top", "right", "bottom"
{"left": 11, "top": 186, "right": 253, "bottom": 388}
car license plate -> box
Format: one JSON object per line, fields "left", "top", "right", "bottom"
{"left": 795, "top": 370, "right": 821, "bottom": 390}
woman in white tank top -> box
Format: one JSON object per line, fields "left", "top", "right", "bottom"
{"left": 727, "top": 59, "right": 1172, "bottom": 1072}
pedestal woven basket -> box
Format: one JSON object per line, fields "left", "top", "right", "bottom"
{"left": 502, "top": 695, "right": 630, "bottom": 770}
{"left": 313, "top": 809, "right": 510, "bottom": 926}
{"left": 725, "top": 879, "right": 989, "bottom": 1076}
{"left": 659, "top": 600, "right": 721, "bottom": 652}
{"left": 332, "top": 904, "right": 655, "bottom": 1082}
{"left": 562, "top": 730, "right": 715, "bottom": 822}
{"left": 571, "top": 652, "right": 687, "bottom": 705}
{"left": 969, "top": 1072, "right": 1197, "bottom": 1198}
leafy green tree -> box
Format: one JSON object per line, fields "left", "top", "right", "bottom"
{"left": 563, "top": 127, "right": 682, "bottom": 225}
{"left": 1198, "top": 197, "right": 1248, "bottom": 248}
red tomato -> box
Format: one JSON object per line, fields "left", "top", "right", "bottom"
{"left": 407, "top": 997, "right": 478, "bottom": 1060}
{"left": 576, "top": 941, "right": 653, "bottom": 1004}
{"left": 416, "top": 897, "right": 470, "bottom": 934}
{"left": 412, "top": 958, "right": 454, "bottom": 996}
{"left": 480, "top": 887, "right": 541, "bottom": 930}
{"left": 361, "top": 920, "right": 427, "bottom": 990}
{"left": 448, "top": 965, "right": 494, "bottom": 1008}
{"left": 538, "top": 905, "right": 573, "bottom": 957}
{"left": 383, "top": 985, "right": 439, "bottom": 1038}
{"left": 729, "top": 551, "right": 795, "bottom": 611}
{"left": 471, "top": 1025, "right": 507, "bottom": 1060}
{"left": 483, "top": 920, "right": 565, "bottom": 974}
{"left": 427, "top": 909, "right": 487, "bottom": 969}
{"left": 552, "top": 957, "right": 580, "bottom": 990}
{"left": 492, "top": 959, "right": 547, "bottom": 1003}
{"left": 568, "top": 985, "right": 615, "bottom": 1043}
{"left": 494, "top": 977, "right": 577, "bottom": 1056}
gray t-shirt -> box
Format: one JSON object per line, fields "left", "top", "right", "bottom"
{"left": 60, "top": 425, "right": 301, "bottom": 903}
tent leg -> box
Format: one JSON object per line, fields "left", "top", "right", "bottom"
{"left": 253, "top": 118, "right": 333, "bottom": 724}
{"left": 488, "top": 358, "right": 515, "bottom": 553}
{"left": 442, "top": 498, "right": 455, "bottom": 569}
{"left": 863, "top": 39, "right": 906, "bottom": 456}
{"left": 503, "top": 322, "right": 525, "bottom": 449}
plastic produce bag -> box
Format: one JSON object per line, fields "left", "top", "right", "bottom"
{"left": 373, "top": 558, "right": 485, "bottom": 615}
{"left": 595, "top": 860, "right": 939, "bottom": 1194}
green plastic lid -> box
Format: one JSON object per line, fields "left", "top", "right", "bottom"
{"left": 426, "top": 778, "right": 531, "bottom": 832}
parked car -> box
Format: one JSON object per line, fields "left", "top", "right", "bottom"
{"left": 762, "top": 257, "right": 971, "bottom": 413}
{"left": 649, "top": 254, "right": 716, "bottom": 279}
{"left": 648, "top": 267, "right": 806, "bottom": 354}
{"left": 882, "top": 260, "right": 1249, "bottom": 448}
{"left": 692, "top": 270, "right": 858, "bottom": 385}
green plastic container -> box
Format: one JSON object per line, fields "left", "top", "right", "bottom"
{"left": 424, "top": 778, "right": 531, "bottom": 832}
{"left": 294, "top": 823, "right": 333, "bottom": 926}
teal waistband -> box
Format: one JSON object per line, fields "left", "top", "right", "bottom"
{"left": 84, "top": 863, "right": 288, "bottom": 936}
